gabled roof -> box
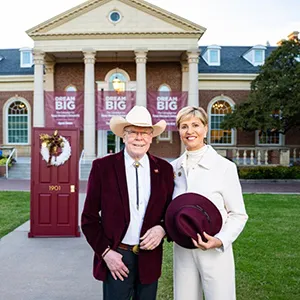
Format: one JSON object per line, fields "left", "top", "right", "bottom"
{"left": 0, "top": 49, "right": 34, "bottom": 76}
{"left": 199, "top": 46, "right": 276, "bottom": 74}
{"left": 26, "top": 0, "right": 206, "bottom": 39}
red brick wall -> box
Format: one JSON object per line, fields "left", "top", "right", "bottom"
{"left": 150, "top": 132, "right": 181, "bottom": 158}
{"left": 199, "top": 90, "right": 249, "bottom": 109}
{"left": 285, "top": 126, "right": 300, "bottom": 145}
{"left": 55, "top": 63, "right": 85, "bottom": 91}
{"left": 95, "top": 62, "right": 136, "bottom": 81}
{"left": 147, "top": 62, "right": 181, "bottom": 91}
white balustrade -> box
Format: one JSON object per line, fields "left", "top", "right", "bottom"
{"left": 214, "top": 146, "right": 300, "bottom": 166}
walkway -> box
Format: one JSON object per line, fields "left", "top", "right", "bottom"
{"left": 0, "top": 194, "right": 102, "bottom": 300}
{"left": 1, "top": 178, "right": 300, "bottom": 193}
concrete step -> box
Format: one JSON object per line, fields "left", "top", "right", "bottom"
{"left": 7, "top": 163, "right": 92, "bottom": 180}
{"left": 7, "top": 163, "right": 31, "bottom": 179}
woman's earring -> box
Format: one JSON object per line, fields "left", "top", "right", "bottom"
{"left": 203, "top": 137, "right": 207, "bottom": 144}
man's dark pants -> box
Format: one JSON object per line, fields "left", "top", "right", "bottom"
{"left": 103, "top": 248, "right": 158, "bottom": 300}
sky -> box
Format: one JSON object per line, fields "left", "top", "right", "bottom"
{"left": 1, "top": 0, "right": 300, "bottom": 49}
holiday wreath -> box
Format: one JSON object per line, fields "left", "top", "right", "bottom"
{"left": 40, "top": 130, "right": 71, "bottom": 167}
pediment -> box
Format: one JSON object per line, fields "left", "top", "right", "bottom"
{"left": 27, "top": 0, "right": 205, "bottom": 38}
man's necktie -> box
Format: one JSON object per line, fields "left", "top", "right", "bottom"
{"left": 133, "top": 161, "right": 140, "bottom": 210}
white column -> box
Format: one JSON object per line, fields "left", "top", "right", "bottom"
{"left": 181, "top": 61, "right": 189, "bottom": 91}
{"left": 83, "top": 50, "right": 96, "bottom": 159}
{"left": 187, "top": 50, "right": 200, "bottom": 107}
{"left": 135, "top": 50, "right": 148, "bottom": 107}
{"left": 44, "top": 61, "right": 55, "bottom": 91}
{"left": 33, "top": 51, "right": 45, "bottom": 127}
{"left": 179, "top": 61, "right": 189, "bottom": 154}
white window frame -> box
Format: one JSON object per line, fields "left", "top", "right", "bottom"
{"left": 157, "top": 84, "right": 172, "bottom": 143}
{"left": 65, "top": 85, "right": 77, "bottom": 92}
{"left": 19, "top": 48, "right": 32, "bottom": 68}
{"left": 202, "top": 45, "right": 221, "bottom": 66}
{"left": 207, "top": 96, "right": 235, "bottom": 146}
{"left": 255, "top": 130, "right": 283, "bottom": 146}
{"left": 243, "top": 45, "right": 266, "bottom": 66}
{"left": 254, "top": 49, "right": 264, "bottom": 65}
{"left": 3, "top": 97, "right": 31, "bottom": 145}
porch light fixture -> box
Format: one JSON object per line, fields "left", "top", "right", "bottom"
{"left": 112, "top": 52, "right": 125, "bottom": 93}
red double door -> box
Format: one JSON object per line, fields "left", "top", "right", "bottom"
{"left": 29, "top": 128, "right": 80, "bottom": 237}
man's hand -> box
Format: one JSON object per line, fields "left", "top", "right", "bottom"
{"left": 103, "top": 249, "right": 129, "bottom": 281}
{"left": 192, "top": 232, "right": 223, "bottom": 250}
{"left": 140, "top": 225, "right": 165, "bottom": 251}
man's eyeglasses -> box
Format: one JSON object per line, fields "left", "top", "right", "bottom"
{"left": 124, "top": 130, "right": 153, "bottom": 138}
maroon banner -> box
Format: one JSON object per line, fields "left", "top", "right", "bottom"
{"left": 45, "top": 92, "right": 84, "bottom": 129}
{"left": 96, "top": 91, "right": 136, "bottom": 130}
{"left": 147, "top": 91, "right": 188, "bottom": 130}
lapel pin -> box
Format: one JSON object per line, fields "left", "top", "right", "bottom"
{"left": 154, "top": 169, "right": 159, "bottom": 173}
{"left": 178, "top": 171, "right": 182, "bottom": 177}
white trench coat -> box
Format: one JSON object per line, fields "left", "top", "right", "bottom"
{"left": 171, "top": 145, "right": 248, "bottom": 300}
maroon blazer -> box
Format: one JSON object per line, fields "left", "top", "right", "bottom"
{"left": 81, "top": 150, "right": 174, "bottom": 284}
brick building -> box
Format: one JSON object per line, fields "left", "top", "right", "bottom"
{"left": 0, "top": 0, "right": 299, "bottom": 166}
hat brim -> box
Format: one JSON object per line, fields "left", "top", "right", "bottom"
{"left": 165, "top": 193, "right": 222, "bottom": 249}
{"left": 110, "top": 116, "right": 166, "bottom": 138}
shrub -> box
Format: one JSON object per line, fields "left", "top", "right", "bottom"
{"left": 0, "top": 156, "right": 14, "bottom": 167}
{"left": 238, "top": 166, "right": 300, "bottom": 179}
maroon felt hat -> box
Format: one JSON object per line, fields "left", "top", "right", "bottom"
{"left": 165, "top": 193, "right": 222, "bottom": 249}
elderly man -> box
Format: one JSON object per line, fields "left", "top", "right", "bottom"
{"left": 81, "top": 106, "right": 174, "bottom": 300}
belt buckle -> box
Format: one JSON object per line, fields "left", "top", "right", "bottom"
{"left": 132, "top": 245, "right": 139, "bottom": 255}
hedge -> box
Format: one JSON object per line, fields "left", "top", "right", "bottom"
{"left": 237, "top": 166, "right": 300, "bottom": 179}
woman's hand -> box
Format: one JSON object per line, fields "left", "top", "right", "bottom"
{"left": 192, "top": 232, "right": 223, "bottom": 250}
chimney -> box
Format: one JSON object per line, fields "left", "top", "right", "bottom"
{"left": 276, "top": 39, "right": 285, "bottom": 46}
{"left": 287, "top": 31, "right": 299, "bottom": 41}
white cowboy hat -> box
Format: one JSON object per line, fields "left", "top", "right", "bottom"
{"left": 110, "top": 106, "right": 166, "bottom": 137}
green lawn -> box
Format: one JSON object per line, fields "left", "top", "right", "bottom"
{"left": 1, "top": 192, "right": 299, "bottom": 299}
{"left": 157, "top": 194, "right": 300, "bottom": 300}
{"left": 0, "top": 191, "right": 30, "bottom": 238}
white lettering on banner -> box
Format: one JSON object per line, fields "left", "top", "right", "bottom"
{"left": 55, "top": 95, "right": 76, "bottom": 111}
{"left": 157, "top": 101, "right": 177, "bottom": 111}
{"left": 156, "top": 96, "right": 178, "bottom": 101}
{"left": 105, "top": 98, "right": 127, "bottom": 110}
{"left": 105, "top": 96, "right": 126, "bottom": 101}
{"left": 156, "top": 96, "right": 178, "bottom": 111}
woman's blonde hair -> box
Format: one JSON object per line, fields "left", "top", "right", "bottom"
{"left": 176, "top": 106, "right": 208, "bottom": 128}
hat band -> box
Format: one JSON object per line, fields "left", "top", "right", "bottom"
{"left": 180, "top": 204, "right": 211, "bottom": 223}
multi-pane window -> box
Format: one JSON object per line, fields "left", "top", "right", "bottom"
{"left": 257, "top": 130, "right": 280, "bottom": 145}
{"left": 209, "top": 50, "right": 219, "bottom": 64}
{"left": 7, "top": 101, "right": 28, "bottom": 144}
{"left": 65, "top": 85, "right": 77, "bottom": 92}
{"left": 109, "top": 72, "right": 126, "bottom": 92}
{"left": 20, "top": 49, "right": 32, "bottom": 68}
{"left": 254, "top": 50, "right": 263, "bottom": 64}
{"left": 210, "top": 100, "right": 233, "bottom": 144}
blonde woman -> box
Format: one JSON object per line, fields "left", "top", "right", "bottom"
{"left": 170, "top": 106, "right": 248, "bottom": 300}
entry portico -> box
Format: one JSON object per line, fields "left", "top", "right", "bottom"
{"left": 27, "top": 0, "right": 205, "bottom": 159}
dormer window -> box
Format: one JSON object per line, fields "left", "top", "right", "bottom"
{"left": 254, "top": 49, "right": 263, "bottom": 64}
{"left": 20, "top": 48, "right": 32, "bottom": 68}
{"left": 243, "top": 45, "right": 266, "bottom": 66}
{"left": 202, "top": 45, "right": 221, "bottom": 66}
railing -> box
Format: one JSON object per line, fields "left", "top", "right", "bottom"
{"left": 214, "top": 146, "right": 300, "bottom": 166}
{"left": 78, "top": 149, "right": 85, "bottom": 180}
{"left": 0, "top": 147, "right": 18, "bottom": 178}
